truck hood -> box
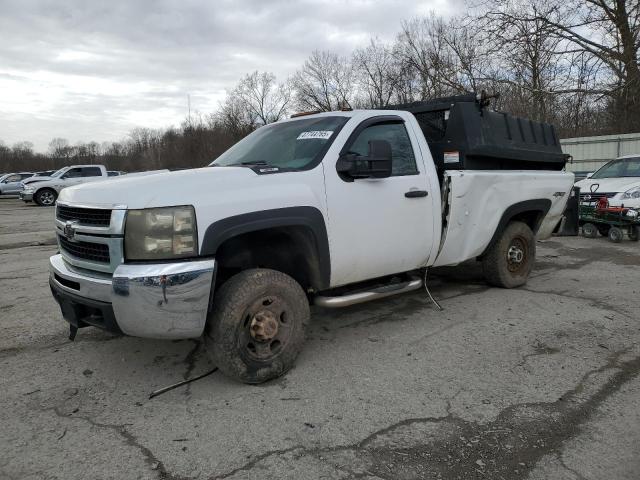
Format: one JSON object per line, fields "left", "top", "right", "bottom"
{"left": 574, "top": 176, "right": 640, "bottom": 193}
{"left": 24, "top": 175, "right": 53, "bottom": 184}
{"left": 58, "top": 167, "right": 270, "bottom": 209}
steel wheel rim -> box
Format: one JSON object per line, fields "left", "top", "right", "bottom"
{"left": 238, "top": 295, "right": 293, "bottom": 362}
{"left": 506, "top": 236, "right": 528, "bottom": 273}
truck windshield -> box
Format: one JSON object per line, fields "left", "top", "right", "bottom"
{"left": 211, "top": 116, "right": 349, "bottom": 170}
{"left": 591, "top": 157, "right": 640, "bottom": 178}
{"left": 50, "top": 168, "right": 67, "bottom": 178}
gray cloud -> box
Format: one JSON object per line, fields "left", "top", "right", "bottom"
{"left": 0, "top": 0, "right": 457, "bottom": 152}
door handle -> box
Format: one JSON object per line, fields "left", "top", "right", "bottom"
{"left": 405, "top": 190, "right": 428, "bottom": 198}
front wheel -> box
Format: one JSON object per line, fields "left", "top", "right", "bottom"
{"left": 205, "top": 269, "right": 309, "bottom": 384}
{"left": 35, "top": 188, "right": 57, "bottom": 206}
{"left": 482, "top": 221, "right": 535, "bottom": 288}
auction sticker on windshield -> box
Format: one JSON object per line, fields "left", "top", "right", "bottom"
{"left": 297, "top": 131, "right": 333, "bottom": 140}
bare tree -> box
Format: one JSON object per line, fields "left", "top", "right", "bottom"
{"left": 292, "top": 50, "right": 355, "bottom": 111}
{"left": 478, "top": 1, "right": 569, "bottom": 122}
{"left": 48, "top": 138, "right": 71, "bottom": 158}
{"left": 217, "top": 93, "right": 257, "bottom": 140}
{"left": 480, "top": 0, "right": 640, "bottom": 132}
{"left": 396, "top": 15, "right": 489, "bottom": 100}
{"left": 353, "top": 38, "right": 404, "bottom": 108}
{"left": 231, "top": 71, "right": 292, "bottom": 124}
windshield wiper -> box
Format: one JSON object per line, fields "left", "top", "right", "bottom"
{"left": 214, "top": 160, "right": 281, "bottom": 170}
{"left": 240, "top": 160, "right": 272, "bottom": 166}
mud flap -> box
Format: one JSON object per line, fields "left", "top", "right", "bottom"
{"left": 555, "top": 187, "right": 580, "bottom": 236}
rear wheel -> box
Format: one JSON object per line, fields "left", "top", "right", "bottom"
{"left": 205, "top": 268, "right": 309, "bottom": 384}
{"left": 35, "top": 188, "right": 57, "bottom": 206}
{"left": 608, "top": 226, "right": 623, "bottom": 243}
{"left": 629, "top": 226, "right": 640, "bottom": 242}
{"left": 482, "top": 221, "right": 535, "bottom": 288}
{"left": 582, "top": 222, "right": 598, "bottom": 238}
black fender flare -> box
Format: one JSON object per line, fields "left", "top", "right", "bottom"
{"left": 200, "top": 206, "right": 331, "bottom": 289}
{"left": 479, "top": 199, "right": 552, "bottom": 257}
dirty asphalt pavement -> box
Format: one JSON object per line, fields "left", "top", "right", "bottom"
{"left": 1, "top": 197, "right": 639, "bottom": 480}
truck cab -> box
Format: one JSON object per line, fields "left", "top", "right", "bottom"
{"left": 48, "top": 95, "right": 574, "bottom": 384}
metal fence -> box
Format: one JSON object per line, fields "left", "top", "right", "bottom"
{"left": 561, "top": 133, "right": 640, "bottom": 173}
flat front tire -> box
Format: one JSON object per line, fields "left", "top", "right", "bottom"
{"left": 482, "top": 221, "right": 535, "bottom": 288}
{"left": 205, "top": 268, "right": 309, "bottom": 384}
{"left": 35, "top": 188, "right": 57, "bottom": 206}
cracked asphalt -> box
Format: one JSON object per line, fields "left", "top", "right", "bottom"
{"left": 1, "top": 197, "right": 639, "bottom": 480}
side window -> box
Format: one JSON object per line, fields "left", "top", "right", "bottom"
{"left": 62, "top": 168, "right": 82, "bottom": 179}
{"left": 347, "top": 122, "right": 418, "bottom": 176}
{"left": 5, "top": 175, "right": 21, "bottom": 182}
{"left": 20, "top": 173, "right": 33, "bottom": 179}
{"left": 623, "top": 159, "right": 640, "bottom": 176}
{"left": 82, "top": 167, "right": 102, "bottom": 177}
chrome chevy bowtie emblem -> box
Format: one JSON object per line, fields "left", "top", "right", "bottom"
{"left": 63, "top": 221, "right": 79, "bottom": 241}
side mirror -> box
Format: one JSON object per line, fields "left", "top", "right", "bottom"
{"left": 586, "top": 172, "right": 593, "bottom": 178}
{"left": 336, "top": 140, "right": 392, "bottom": 179}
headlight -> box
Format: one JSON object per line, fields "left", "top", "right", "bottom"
{"left": 621, "top": 186, "right": 640, "bottom": 199}
{"left": 23, "top": 186, "right": 35, "bottom": 193}
{"left": 124, "top": 206, "right": 197, "bottom": 260}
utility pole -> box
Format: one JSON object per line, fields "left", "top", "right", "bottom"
{"left": 187, "top": 94, "right": 192, "bottom": 127}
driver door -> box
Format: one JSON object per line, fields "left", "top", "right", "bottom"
{"left": 60, "top": 167, "right": 85, "bottom": 186}
{"left": 323, "top": 115, "right": 434, "bottom": 287}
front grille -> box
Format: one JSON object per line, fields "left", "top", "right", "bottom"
{"left": 579, "top": 192, "right": 616, "bottom": 202}
{"left": 57, "top": 206, "right": 112, "bottom": 227}
{"left": 58, "top": 236, "right": 110, "bottom": 263}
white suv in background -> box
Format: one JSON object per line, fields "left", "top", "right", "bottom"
{"left": 20, "top": 165, "right": 109, "bottom": 206}
{"left": 575, "top": 154, "right": 640, "bottom": 208}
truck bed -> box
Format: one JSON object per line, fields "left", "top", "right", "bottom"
{"left": 433, "top": 170, "right": 574, "bottom": 267}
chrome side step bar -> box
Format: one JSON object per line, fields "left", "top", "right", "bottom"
{"left": 314, "top": 277, "right": 423, "bottom": 308}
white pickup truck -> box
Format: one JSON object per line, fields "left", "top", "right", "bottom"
{"left": 20, "top": 165, "right": 110, "bottom": 206}
{"left": 49, "top": 94, "right": 574, "bottom": 383}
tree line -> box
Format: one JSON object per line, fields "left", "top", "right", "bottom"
{"left": 2, "top": 0, "right": 638, "bottom": 173}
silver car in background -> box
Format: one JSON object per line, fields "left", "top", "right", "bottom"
{"left": 0, "top": 172, "right": 35, "bottom": 195}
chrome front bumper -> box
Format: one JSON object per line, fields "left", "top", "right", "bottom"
{"left": 49, "top": 254, "right": 216, "bottom": 339}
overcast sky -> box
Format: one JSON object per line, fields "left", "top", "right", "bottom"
{"left": 0, "top": 0, "right": 457, "bottom": 152}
